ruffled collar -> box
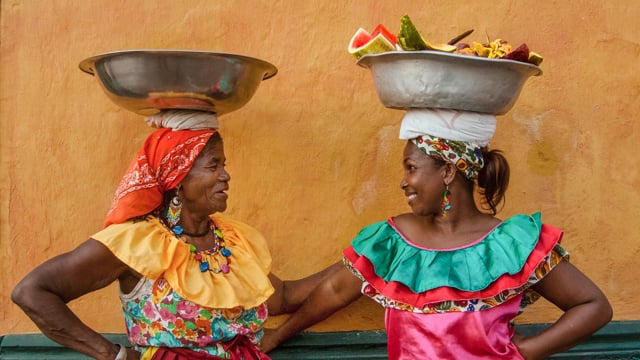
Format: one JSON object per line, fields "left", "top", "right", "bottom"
{"left": 350, "top": 213, "right": 545, "bottom": 293}
{"left": 93, "top": 215, "right": 274, "bottom": 309}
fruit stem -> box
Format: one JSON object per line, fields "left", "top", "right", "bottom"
{"left": 447, "top": 29, "right": 474, "bottom": 45}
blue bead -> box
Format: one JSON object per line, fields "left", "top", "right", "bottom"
{"left": 173, "top": 226, "right": 183, "bottom": 235}
{"left": 221, "top": 248, "right": 231, "bottom": 257}
{"left": 199, "top": 261, "right": 210, "bottom": 272}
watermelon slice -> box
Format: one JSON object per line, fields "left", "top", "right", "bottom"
{"left": 370, "top": 24, "right": 398, "bottom": 46}
{"left": 348, "top": 24, "right": 397, "bottom": 59}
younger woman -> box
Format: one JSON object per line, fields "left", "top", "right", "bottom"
{"left": 261, "top": 109, "right": 613, "bottom": 360}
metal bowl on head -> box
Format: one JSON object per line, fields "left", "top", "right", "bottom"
{"left": 79, "top": 50, "right": 278, "bottom": 116}
{"left": 357, "top": 51, "right": 541, "bottom": 115}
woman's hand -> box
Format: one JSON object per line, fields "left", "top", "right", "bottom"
{"left": 11, "top": 239, "right": 134, "bottom": 360}
{"left": 512, "top": 260, "right": 612, "bottom": 359}
{"left": 512, "top": 331, "right": 540, "bottom": 360}
{"left": 124, "top": 347, "right": 142, "bottom": 360}
{"left": 259, "top": 328, "right": 281, "bottom": 354}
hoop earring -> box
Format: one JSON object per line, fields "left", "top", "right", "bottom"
{"left": 441, "top": 184, "right": 451, "bottom": 217}
{"left": 167, "top": 193, "right": 182, "bottom": 228}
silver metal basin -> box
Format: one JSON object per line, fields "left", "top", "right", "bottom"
{"left": 79, "top": 50, "right": 278, "bottom": 116}
{"left": 357, "top": 51, "right": 541, "bottom": 115}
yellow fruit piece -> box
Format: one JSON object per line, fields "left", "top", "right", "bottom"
{"left": 424, "top": 42, "right": 457, "bottom": 52}
{"left": 528, "top": 51, "right": 544, "bottom": 65}
{"left": 472, "top": 42, "right": 491, "bottom": 57}
{"left": 455, "top": 47, "right": 477, "bottom": 56}
{"left": 471, "top": 39, "right": 514, "bottom": 58}
{"left": 487, "top": 39, "right": 512, "bottom": 58}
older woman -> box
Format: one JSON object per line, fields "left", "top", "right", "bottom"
{"left": 261, "top": 109, "right": 613, "bottom": 360}
{"left": 12, "top": 112, "right": 326, "bottom": 360}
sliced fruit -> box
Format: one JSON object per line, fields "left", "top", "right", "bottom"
{"left": 487, "top": 39, "right": 512, "bottom": 58}
{"left": 348, "top": 25, "right": 397, "bottom": 59}
{"left": 370, "top": 24, "right": 398, "bottom": 47}
{"left": 424, "top": 42, "right": 457, "bottom": 52}
{"left": 397, "top": 15, "right": 456, "bottom": 52}
{"left": 528, "top": 51, "right": 544, "bottom": 66}
{"left": 350, "top": 27, "right": 372, "bottom": 49}
{"left": 454, "top": 43, "right": 477, "bottom": 56}
{"left": 472, "top": 41, "right": 491, "bottom": 57}
{"left": 397, "top": 14, "right": 429, "bottom": 51}
{"left": 347, "top": 14, "right": 543, "bottom": 66}
{"left": 503, "top": 43, "right": 530, "bottom": 62}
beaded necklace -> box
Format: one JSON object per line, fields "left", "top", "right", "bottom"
{"left": 170, "top": 219, "right": 232, "bottom": 274}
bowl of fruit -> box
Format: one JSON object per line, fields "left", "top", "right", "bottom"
{"left": 349, "top": 15, "right": 543, "bottom": 115}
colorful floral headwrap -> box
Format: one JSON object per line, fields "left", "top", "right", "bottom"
{"left": 104, "top": 128, "right": 216, "bottom": 227}
{"left": 411, "top": 135, "right": 484, "bottom": 180}
{"left": 399, "top": 109, "right": 496, "bottom": 181}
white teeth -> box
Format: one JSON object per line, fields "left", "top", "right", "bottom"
{"left": 408, "top": 194, "right": 417, "bottom": 201}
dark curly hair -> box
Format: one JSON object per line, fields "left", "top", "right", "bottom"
{"left": 476, "top": 148, "right": 510, "bottom": 215}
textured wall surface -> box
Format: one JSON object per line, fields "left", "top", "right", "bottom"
{"left": 1, "top": 1, "right": 639, "bottom": 335}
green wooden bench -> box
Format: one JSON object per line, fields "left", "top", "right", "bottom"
{"left": 1, "top": 321, "right": 638, "bottom": 359}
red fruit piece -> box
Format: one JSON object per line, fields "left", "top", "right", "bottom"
{"left": 370, "top": 24, "right": 398, "bottom": 45}
{"left": 351, "top": 28, "right": 372, "bottom": 49}
{"left": 503, "top": 43, "right": 530, "bottom": 63}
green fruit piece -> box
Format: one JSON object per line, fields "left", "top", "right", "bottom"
{"left": 398, "top": 14, "right": 429, "bottom": 51}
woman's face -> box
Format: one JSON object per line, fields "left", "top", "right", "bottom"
{"left": 179, "top": 139, "right": 230, "bottom": 217}
{"left": 401, "top": 141, "right": 447, "bottom": 216}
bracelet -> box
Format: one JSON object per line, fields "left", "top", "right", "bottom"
{"left": 114, "top": 344, "right": 127, "bottom": 360}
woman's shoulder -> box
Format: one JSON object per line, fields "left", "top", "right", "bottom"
{"left": 91, "top": 215, "right": 164, "bottom": 243}
{"left": 351, "top": 217, "right": 397, "bottom": 243}
{"left": 90, "top": 216, "right": 181, "bottom": 280}
{"left": 390, "top": 212, "right": 417, "bottom": 224}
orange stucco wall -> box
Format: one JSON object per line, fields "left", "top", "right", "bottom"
{"left": 1, "top": 1, "right": 639, "bottom": 335}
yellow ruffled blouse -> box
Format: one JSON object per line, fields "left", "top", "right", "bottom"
{"left": 91, "top": 215, "right": 274, "bottom": 309}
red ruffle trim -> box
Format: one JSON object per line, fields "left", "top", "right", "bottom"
{"left": 343, "top": 224, "right": 563, "bottom": 307}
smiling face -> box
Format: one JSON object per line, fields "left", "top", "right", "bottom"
{"left": 178, "top": 134, "right": 230, "bottom": 217}
{"left": 401, "top": 141, "right": 449, "bottom": 216}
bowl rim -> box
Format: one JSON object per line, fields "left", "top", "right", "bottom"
{"left": 356, "top": 50, "right": 542, "bottom": 76}
{"left": 78, "top": 49, "right": 279, "bottom": 80}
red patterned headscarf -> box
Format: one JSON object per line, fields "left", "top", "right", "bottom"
{"left": 104, "top": 128, "right": 217, "bottom": 227}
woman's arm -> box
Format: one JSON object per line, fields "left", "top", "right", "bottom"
{"left": 267, "top": 261, "right": 344, "bottom": 315}
{"left": 11, "top": 239, "right": 140, "bottom": 360}
{"left": 513, "top": 260, "right": 613, "bottom": 360}
{"left": 261, "top": 261, "right": 363, "bottom": 353}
